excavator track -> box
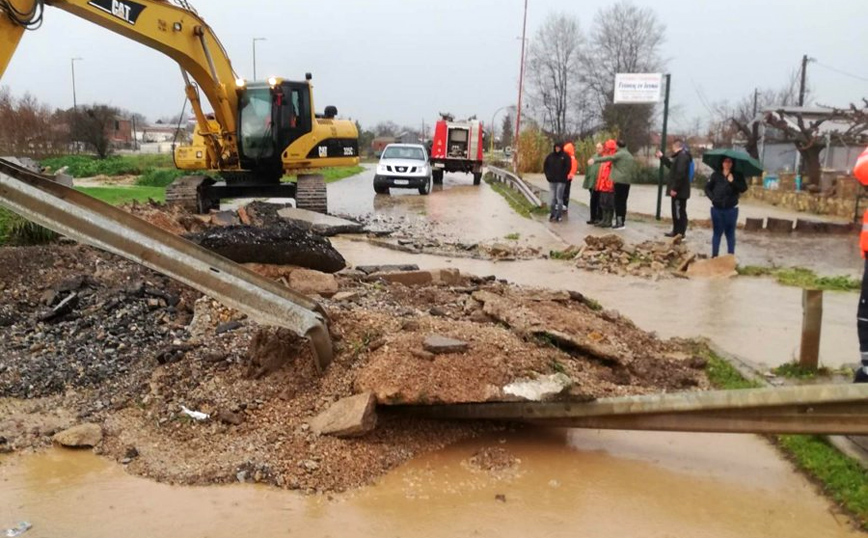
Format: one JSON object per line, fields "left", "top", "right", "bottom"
{"left": 295, "top": 174, "right": 328, "bottom": 213}
{"left": 0, "top": 158, "right": 334, "bottom": 371}
{"left": 165, "top": 175, "right": 216, "bottom": 214}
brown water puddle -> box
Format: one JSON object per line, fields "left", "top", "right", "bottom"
{"left": 334, "top": 238, "right": 859, "bottom": 371}
{"left": 0, "top": 429, "right": 858, "bottom": 538}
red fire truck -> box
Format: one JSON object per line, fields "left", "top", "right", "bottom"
{"left": 428, "top": 114, "right": 484, "bottom": 185}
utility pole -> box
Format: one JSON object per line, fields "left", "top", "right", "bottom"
{"left": 752, "top": 88, "right": 759, "bottom": 117}
{"left": 655, "top": 74, "right": 672, "bottom": 221}
{"left": 252, "top": 37, "right": 266, "bottom": 80}
{"left": 799, "top": 54, "right": 811, "bottom": 107}
{"left": 513, "top": 0, "right": 528, "bottom": 174}
{"left": 71, "top": 57, "right": 83, "bottom": 112}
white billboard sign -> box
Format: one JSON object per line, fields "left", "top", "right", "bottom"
{"left": 613, "top": 73, "right": 664, "bottom": 104}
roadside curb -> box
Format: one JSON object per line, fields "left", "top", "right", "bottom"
{"left": 706, "top": 339, "right": 868, "bottom": 470}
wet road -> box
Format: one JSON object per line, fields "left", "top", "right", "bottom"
{"left": 328, "top": 165, "right": 563, "bottom": 247}
{"left": 0, "top": 429, "right": 859, "bottom": 538}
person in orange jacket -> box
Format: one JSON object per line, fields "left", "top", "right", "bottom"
{"left": 562, "top": 142, "right": 578, "bottom": 214}
{"left": 593, "top": 139, "right": 618, "bottom": 228}
{"left": 854, "top": 146, "right": 868, "bottom": 383}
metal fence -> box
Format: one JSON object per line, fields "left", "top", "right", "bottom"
{"left": 486, "top": 166, "right": 544, "bottom": 208}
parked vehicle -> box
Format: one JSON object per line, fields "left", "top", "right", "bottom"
{"left": 373, "top": 144, "right": 433, "bottom": 195}
{"left": 429, "top": 114, "right": 484, "bottom": 185}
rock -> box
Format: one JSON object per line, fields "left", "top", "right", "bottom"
{"left": 686, "top": 255, "right": 738, "bottom": 279}
{"left": 332, "top": 291, "right": 361, "bottom": 302}
{"left": 309, "top": 393, "right": 378, "bottom": 438}
{"left": 401, "top": 320, "right": 420, "bottom": 332}
{"left": 217, "top": 409, "right": 245, "bottom": 426}
{"left": 489, "top": 243, "right": 513, "bottom": 256}
{"left": 411, "top": 349, "right": 435, "bottom": 361}
{"left": 237, "top": 206, "right": 252, "bottom": 225}
{"left": 432, "top": 268, "right": 461, "bottom": 285}
{"left": 185, "top": 224, "right": 346, "bottom": 273}
{"left": 744, "top": 217, "right": 764, "bottom": 232}
{"left": 355, "top": 264, "right": 420, "bottom": 275}
{"left": 40, "top": 289, "right": 59, "bottom": 306}
{"left": 469, "top": 310, "right": 493, "bottom": 324}
{"left": 366, "top": 270, "right": 433, "bottom": 286}
{"left": 429, "top": 306, "right": 449, "bottom": 317}
{"left": 495, "top": 494, "right": 507, "bottom": 503}
{"left": 216, "top": 320, "right": 243, "bottom": 334}
{"left": 277, "top": 207, "right": 364, "bottom": 236}
{"left": 584, "top": 234, "right": 624, "bottom": 250}
{"left": 301, "top": 459, "right": 320, "bottom": 472}
{"left": 38, "top": 292, "right": 79, "bottom": 322}
{"left": 503, "top": 373, "right": 573, "bottom": 401}
{"left": 288, "top": 269, "right": 339, "bottom": 297}
{"left": 423, "top": 334, "right": 469, "bottom": 355}
{"left": 53, "top": 423, "right": 102, "bottom": 448}
{"left": 210, "top": 210, "right": 239, "bottom": 227}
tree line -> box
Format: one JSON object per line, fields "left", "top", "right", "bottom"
{"left": 524, "top": 1, "right": 666, "bottom": 151}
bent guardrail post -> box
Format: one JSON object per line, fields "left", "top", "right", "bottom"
{"left": 0, "top": 158, "right": 334, "bottom": 371}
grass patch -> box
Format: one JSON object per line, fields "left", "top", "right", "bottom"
{"left": 41, "top": 154, "right": 174, "bottom": 177}
{"left": 772, "top": 361, "right": 834, "bottom": 379}
{"left": 549, "top": 249, "right": 577, "bottom": 260}
{"left": 484, "top": 173, "right": 547, "bottom": 219}
{"left": 696, "top": 343, "right": 868, "bottom": 529}
{"left": 777, "top": 435, "right": 868, "bottom": 530}
{"left": 136, "top": 168, "right": 188, "bottom": 187}
{"left": 283, "top": 166, "right": 365, "bottom": 184}
{"left": 738, "top": 265, "right": 860, "bottom": 292}
{"left": 504, "top": 233, "right": 521, "bottom": 241}
{"left": 76, "top": 186, "right": 165, "bottom": 205}
{"left": 0, "top": 208, "right": 58, "bottom": 246}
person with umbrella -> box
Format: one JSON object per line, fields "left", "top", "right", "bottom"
{"left": 702, "top": 150, "right": 755, "bottom": 257}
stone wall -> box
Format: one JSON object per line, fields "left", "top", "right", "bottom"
{"left": 742, "top": 175, "right": 862, "bottom": 220}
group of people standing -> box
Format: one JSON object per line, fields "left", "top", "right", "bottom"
{"left": 544, "top": 139, "right": 636, "bottom": 229}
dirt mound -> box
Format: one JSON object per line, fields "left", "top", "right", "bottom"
{"left": 123, "top": 200, "right": 208, "bottom": 235}
{"left": 185, "top": 224, "right": 346, "bottom": 273}
{"left": 0, "top": 244, "right": 708, "bottom": 493}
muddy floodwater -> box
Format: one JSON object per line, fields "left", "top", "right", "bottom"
{"left": 1, "top": 429, "right": 859, "bottom": 538}
{"left": 334, "top": 238, "right": 859, "bottom": 371}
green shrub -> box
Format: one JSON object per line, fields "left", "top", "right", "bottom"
{"left": 136, "top": 168, "right": 187, "bottom": 187}
{"left": 629, "top": 164, "right": 660, "bottom": 185}
{"left": 41, "top": 154, "right": 174, "bottom": 178}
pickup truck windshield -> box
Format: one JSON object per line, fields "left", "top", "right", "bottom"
{"left": 382, "top": 147, "right": 425, "bottom": 161}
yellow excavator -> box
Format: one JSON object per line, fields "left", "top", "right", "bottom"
{"left": 0, "top": 0, "right": 359, "bottom": 213}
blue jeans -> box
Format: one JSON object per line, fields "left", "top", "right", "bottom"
{"left": 549, "top": 183, "right": 566, "bottom": 216}
{"left": 711, "top": 206, "right": 738, "bottom": 257}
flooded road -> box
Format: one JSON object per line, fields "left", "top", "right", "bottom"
{"left": 1, "top": 429, "right": 859, "bottom": 537}
{"left": 335, "top": 238, "right": 859, "bottom": 371}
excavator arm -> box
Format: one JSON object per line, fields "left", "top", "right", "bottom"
{"left": 0, "top": 0, "right": 241, "bottom": 169}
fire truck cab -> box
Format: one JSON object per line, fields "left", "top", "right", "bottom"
{"left": 428, "top": 114, "right": 484, "bottom": 185}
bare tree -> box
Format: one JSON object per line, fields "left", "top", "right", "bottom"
{"left": 764, "top": 100, "right": 868, "bottom": 188}
{"left": 500, "top": 113, "right": 514, "bottom": 149}
{"left": 71, "top": 104, "right": 120, "bottom": 159}
{"left": 373, "top": 121, "right": 399, "bottom": 138}
{"left": 526, "top": 13, "right": 586, "bottom": 140}
{"left": 585, "top": 1, "right": 666, "bottom": 150}
{"left": 0, "top": 87, "right": 68, "bottom": 157}
{"left": 713, "top": 70, "right": 804, "bottom": 157}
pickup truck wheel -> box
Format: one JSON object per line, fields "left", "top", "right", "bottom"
{"left": 433, "top": 170, "right": 444, "bottom": 184}
{"left": 473, "top": 172, "right": 482, "bottom": 185}
{"left": 419, "top": 175, "right": 432, "bottom": 195}
{"left": 374, "top": 184, "right": 389, "bottom": 195}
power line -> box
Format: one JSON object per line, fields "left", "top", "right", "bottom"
{"left": 814, "top": 61, "right": 868, "bottom": 83}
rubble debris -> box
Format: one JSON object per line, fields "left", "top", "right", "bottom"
{"left": 276, "top": 207, "right": 364, "bottom": 236}
{"left": 686, "top": 255, "right": 738, "bottom": 279}
{"left": 186, "top": 224, "right": 346, "bottom": 273}
{"left": 3, "top": 521, "right": 32, "bottom": 538}
{"left": 308, "top": 392, "right": 378, "bottom": 438}
{"left": 570, "top": 234, "right": 696, "bottom": 278}
{"left": 216, "top": 321, "right": 243, "bottom": 334}
{"left": 53, "top": 423, "right": 103, "bottom": 448}
{"left": 180, "top": 405, "right": 209, "bottom": 421}
{"left": 287, "top": 269, "right": 339, "bottom": 297}
{"left": 503, "top": 373, "right": 573, "bottom": 401}
{"left": 423, "top": 334, "right": 469, "bottom": 355}
{"left": 356, "top": 264, "right": 420, "bottom": 275}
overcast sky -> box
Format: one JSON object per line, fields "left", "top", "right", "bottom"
{"left": 4, "top": 0, "right": 866, "bottom": 133}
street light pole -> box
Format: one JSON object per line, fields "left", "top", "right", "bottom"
{"left": 252, "top": 37, "right": 266, "bottom": 80}
{"left": 71, "top": 57, "right": 83, "bottom": 112}
{"left": 489, "top": 105, "right": 510, "bottom": 153}
{"left": 513, "top": 0, "right": 529, "bottom": 173}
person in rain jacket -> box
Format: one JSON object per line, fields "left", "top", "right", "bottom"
{"left": 592, "top": 139, "right": 617, "bottom": 228}
{"left": 583, "top": 142, "right": 604, "bottom": 224}
{"left": 591, "top": 140, "right": 635, "bottom": 230}
{"left": 543, "top": 142, "right": 570, "bottom": 222}
{"left": 853, "top": 146, "right": 868, "bottom": 383}
{"left": 562, "top": 141, "right": 578, "bottom": 214}
{"left": 657, "top": 139, "right": 693, "bottom": 237}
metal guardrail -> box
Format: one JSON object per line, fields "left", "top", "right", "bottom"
{"left": 0, "top": 158, "right": 334, "bottom": 371}
{"left": 486, "top": 166, "right": 544, "bottom": 208}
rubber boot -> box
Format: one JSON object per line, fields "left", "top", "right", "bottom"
{"left": 855, "top": 366, "right": 868, "bottom": 383}
{"left": 613, "top": 216, "right": 625, "bottom": 230}
{"left": 599, "top": 209, "right": 613, "bottom": 228}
